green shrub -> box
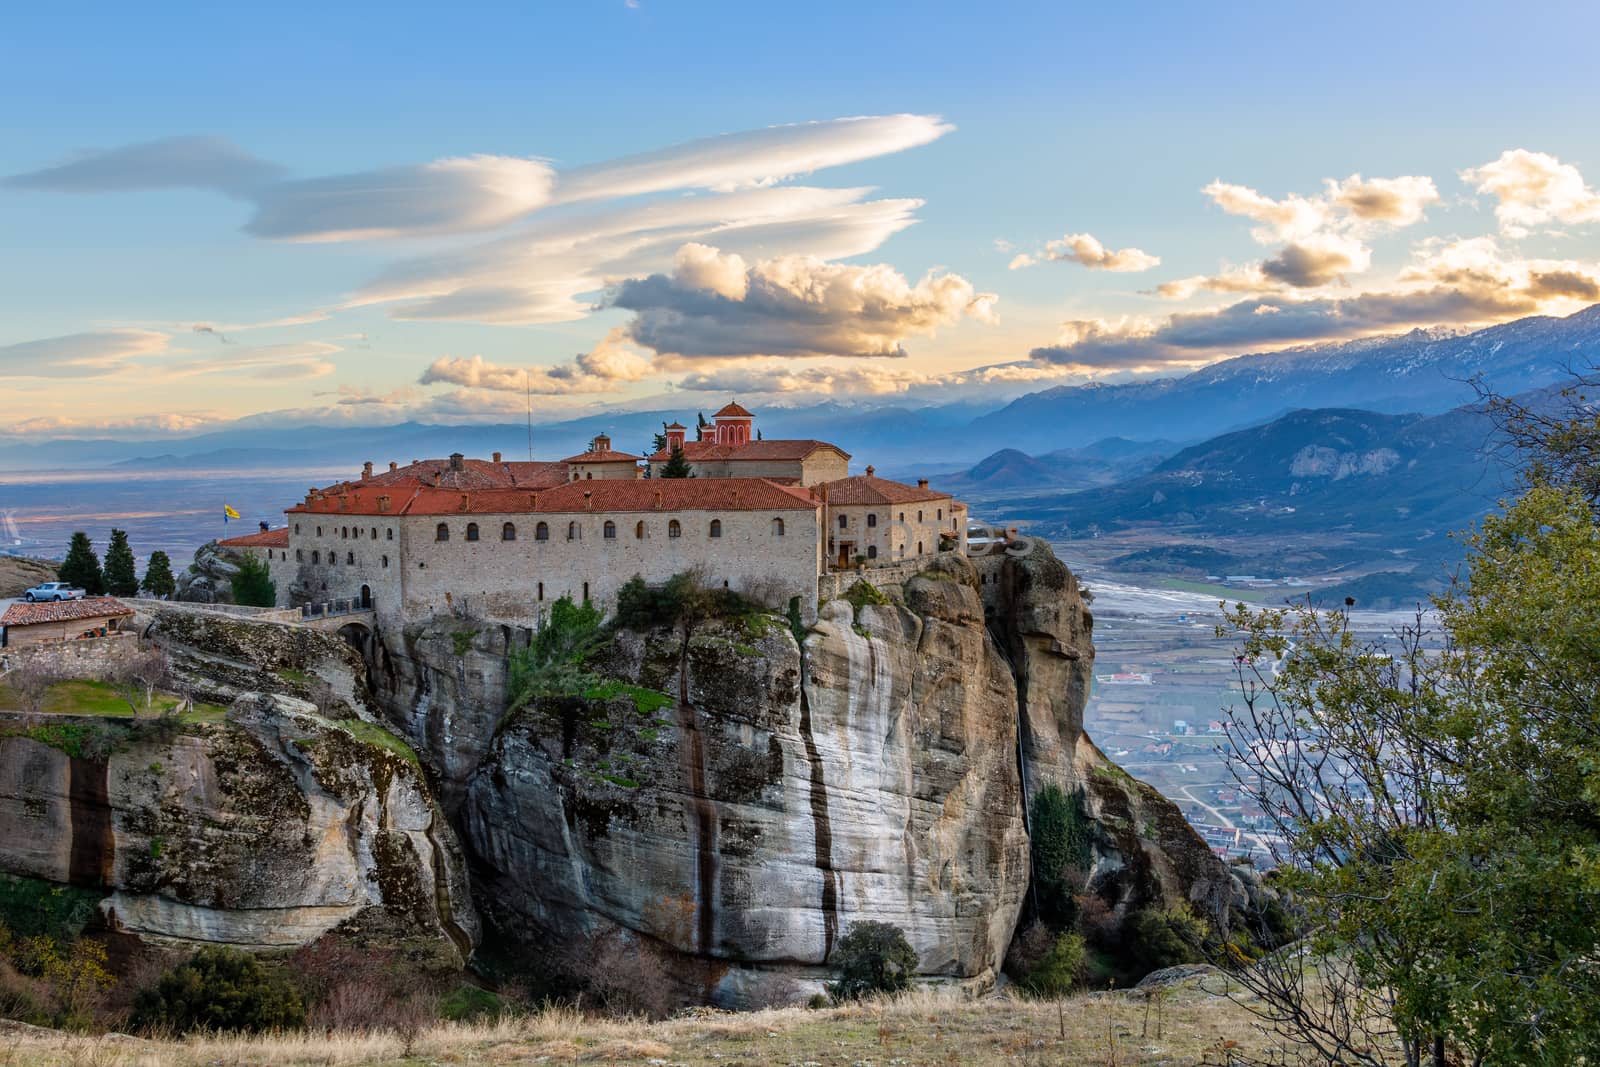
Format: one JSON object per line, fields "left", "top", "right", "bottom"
{"left": 827, "top": 921, "right": 919, "bottom": 1001}
{"left": 1020, "top": 931, "right": 1087, "bottom": 998}
{"left": 132, "top": 946, "right": 304, "bottom": 1033}
{"left": 438, "top": 983, "right": 503, "bottom": 1022}
{"left": 0, "top": 877, "right": 105, "bottom": 942}
{"left": 1124, "top": 902, "right": 1209, "bottom": 976}
{"left": 507, "top": 596, "right": 605, "bottom": 710}
{"left": 1030, "top": 784, "right": 1091, "bottom": 929}
{"left": 613, "top": 571, "right": 762, "bottom": 630}
{"left": 842, "top": 579, "right": 889, "bottom": 611}
{"left": 230, "top": 553, "right": 277, "bottom": 608}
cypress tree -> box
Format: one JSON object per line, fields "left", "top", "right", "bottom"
{"left": 57, "top": 532, "right": 104, "bottom": 594}
{"left": 103, "top": 528, "right": 139, "bottom": 596}
{"left": 141, "top": 550, "right": 177, "bottom": 598}
{"left": 660, "top": 446, "right": 693, "bottom": 478}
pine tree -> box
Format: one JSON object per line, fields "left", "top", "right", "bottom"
{"left": 103, "top": 528, "right": 139, "bottom": 596}
{"left": 660, "top": 446, "right": 693, "bottom": 478}
{"left": 230, "top": 553, "right": 277, "bottom": 607}
{"left": 141, "top": 550, "right": 176, "bottom": 598}
{"left": 57, "top": 532, "right": 104, "bottom": 594}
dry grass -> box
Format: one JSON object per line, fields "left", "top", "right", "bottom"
{"left": 0, "top": 977, "right": 1303, "bottom": 1066}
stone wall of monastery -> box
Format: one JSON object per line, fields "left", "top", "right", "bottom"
{"left": 267, "top": 507, "right": 824, "bottom": 631}
{"left": 825, "top": 500, "right": 965, "bottom": 566}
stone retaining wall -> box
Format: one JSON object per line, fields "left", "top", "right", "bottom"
{"left": 0, "top": 631, "right": 140, "bottom": 676}
{"left": 816, "top": 552, "right": 965, "bottom": 604}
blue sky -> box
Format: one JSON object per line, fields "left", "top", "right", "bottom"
{"left": 5, "top": 0, "right": 1600, "bottom": 436}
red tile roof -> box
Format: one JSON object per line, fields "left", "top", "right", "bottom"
{"left": 559, "top": 449, "right": 644, "bottom": 464}
{"left": 646, "top": 439, "right": 848, "bottom": 462}
{"left": 218, "top": 528, "right": 290, "bottom": 548}
{"left": 2, "top": 596, "right": 134, "bottom": 628}
{"left": 322, "top": 458, "right": 570, "bottom": 493}
{"left": 291, "top": 478, "right": 820, "bottom": 516}
{"left": 713, "top": 401, "right": 755, "bottom": 418}
{"left": 818, "top": 474, "right": 950, "bottom": 506}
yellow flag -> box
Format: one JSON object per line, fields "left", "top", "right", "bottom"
{"left": 224, "top": 504, "right": 241, "bottom": 520}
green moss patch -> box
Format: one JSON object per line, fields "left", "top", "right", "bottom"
{"left": 581, "top": 679, "right": 673, "bottom": 716}
{"left": 843, "top": 579, "right": 891, "bottom": 611}
{"left": 334, "top": 719, "right": 422, "bottom": 772}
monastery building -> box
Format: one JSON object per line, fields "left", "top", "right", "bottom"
{"left": 221, "top": 404, "right": 966, "bottom": 631}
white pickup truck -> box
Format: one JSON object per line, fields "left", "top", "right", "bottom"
{"left": 22, "top": 581, "right": 86, "bottom": 602}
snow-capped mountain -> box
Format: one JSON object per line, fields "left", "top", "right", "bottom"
{"left": 968, "top": 305, "right": 1600, "bottom": 453}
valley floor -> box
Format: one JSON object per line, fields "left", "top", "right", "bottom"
{"left": 2, "top": 979, "right": 1302, "bottom": 1066}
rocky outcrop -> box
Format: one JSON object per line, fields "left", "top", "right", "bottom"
{"left": 461, "top": 553, "right": 1028, "bottom": 1005}
{"left": 0, "top": 535, "right": 1255, "bottom": 1003}
{"left": 989, "top": 539, "right": 1246, "bottom": 923}
{"left": 147, "top": 606, "right": 373, "bottom": 719}
{"left": 174, "top": 540, "right": 240, "bottom": 604}
{"left": 366, "top": 620, "right": 530, "bottom": 813}
{"left": 0, "top": 695, "right": 477, "bottom": 959}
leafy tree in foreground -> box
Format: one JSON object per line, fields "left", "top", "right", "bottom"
{"left": 102, "top": 528, "right": 138, "bottom": 597}
{"left": 1220, "top": 484, "right": 1600, "bottom": 1066}
{"left": 140, "top": 550, "right": 176, "bottom": 598}
{"left": 827, "top": 921, "right": 919, "bottom": 1001}
{"left": 229, "top": 552, "right": 276, "bottom": 607}
{"left": 132, "top": 945, "right": 303, "bottom": 1034}
{"left": 56, "top": 532, "right": 103, "bottom": 595}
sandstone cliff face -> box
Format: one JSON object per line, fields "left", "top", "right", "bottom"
{"left": 461, "top": 554, "right": 1029, "bottom": 1003}
{"left": 0, "top": 696, "right": 476, "bottom": 958}
{"left": 0, "top": 607, "right": 479, "bottom": 962}
{"left": 988, "top": 539, "right": 1245, "bottom": 922}
{"left": 316, "top": 541, "right": 1244, "bottom": 1002}
{"left": 366, "top": 620, "right": 530, "bottom": 813}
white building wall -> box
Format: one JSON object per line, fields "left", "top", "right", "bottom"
{"left": 272, "top": 506, "right": 823, "bottom": 631}
{"left": 825, "top": 500, "right": 962, "bottom": 566}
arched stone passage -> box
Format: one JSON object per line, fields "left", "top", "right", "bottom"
{"left": 337, "top": 620, "right": 373, "bottom": 656}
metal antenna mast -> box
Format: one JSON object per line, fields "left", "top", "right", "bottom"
{"left": 525, "top": 369, "right": 534, "bottom": 461}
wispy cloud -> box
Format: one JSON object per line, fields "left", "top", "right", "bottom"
{"left": 0, "top": 330, "right": 170, "bottom": 379}
{"left": 1008, "top": 232, "right": 1160, "bottom": 272}
{"left": 2, "top": 135, "right": 283, "bottom": 196}
{"left": 1035, "top": 237, "right": 1600, "bottom": 370}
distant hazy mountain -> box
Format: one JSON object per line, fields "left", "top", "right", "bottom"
{"left": 941, "top": 437, "right": 1175, "bottom": 495}
{"left": 6, "top": 305, "right": 1597, "bottom": 474}
{"left": 993, "top": 400, "right": 1517, "bottom": 606}
{"left": 1020, "top": 404, "right": 1505, "bottom": 539}
{"left": 969, "top": 305, "right": 1600, "bottom": 453}
{"left": 1, "top": 402, "right": 992, "bottom": 474}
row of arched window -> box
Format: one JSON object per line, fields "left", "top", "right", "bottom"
{"left": 297, "top": 549, "right": 390, "bottom": 569}
{"left": 836, "top": 507, "right": 944, "bottom": 530}
{"left": 296, "top": 523, "right": 394, "bottom": 541}
{"left": 433, "top": 517, "right": 787, "bottom": 542}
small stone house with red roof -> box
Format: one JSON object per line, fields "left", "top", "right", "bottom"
{"left": 229, "top": 405, "right": 966, "bottom": 627}
{"left": 561, "top": 435, "right": 645, "bottom": 481}
{"left": 0, "top": 596, "right": 135, "bottom": 649}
